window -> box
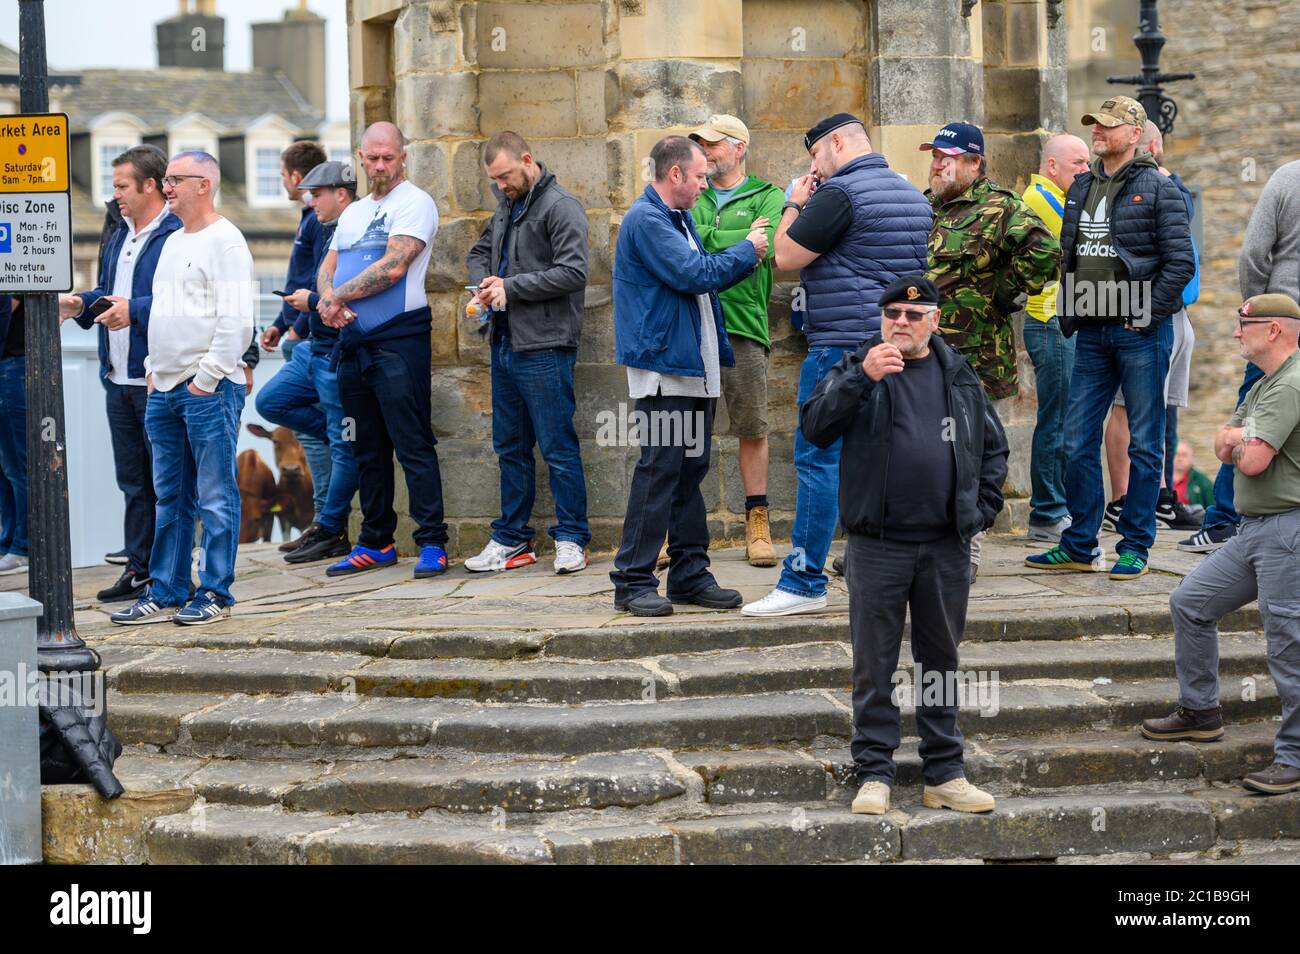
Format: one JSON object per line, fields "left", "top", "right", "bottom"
{"left": 98, "top": 141, "right": 134, "bottom": 202}
{"left": 255, "top": 146, "right": 283, "bottom": 201}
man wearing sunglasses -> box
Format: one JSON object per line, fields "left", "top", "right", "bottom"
{"left": 1142, "top": 294, "right": 1300, "bottom": 796}
{"left": 801, "top": 275, "right": 1008, "bottom": 815}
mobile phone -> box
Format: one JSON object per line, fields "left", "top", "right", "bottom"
{"left": 272, "top": 290, "right": 288, "bottom": 297}
{"left": 464, "top": 285, "right": 481, "bottom": 292}
{"left": 89, "top": 297, "right": 115, "bottom": 318}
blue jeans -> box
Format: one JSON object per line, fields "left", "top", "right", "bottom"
{"left": 778, "top": 346, "right": 852, "bottom": 597}
{"left": 257, "top": 342, "right": 357, "bottom": 535}
{"left": 1202, "top": 362, "right": 1265, "bottom": 529}
{"left": 490, "top": 338, "right": 589, "bottom": 547}
{"left": 0, "top": 356, "right": 28, "bottom": 556}
{"left": 1023, "top": 317, "right": 1075, "bottom": 524}
{"left": 146, "top": 379, "right": 246, "bottom": 606}
{"left": 279, "top": 336, "right": 332, "bottom": 521}
{"left": 1060, "top": 321, "right": 1173, "bottom": 561}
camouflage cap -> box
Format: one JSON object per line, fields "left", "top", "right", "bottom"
{"left": 1082, "top": 96, "right": 1147, "bottom": 129}
{"left": 1239, "top": 294, "right": 1300, "bottom": 320}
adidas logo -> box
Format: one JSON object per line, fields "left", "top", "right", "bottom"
{"left": 1076, "top": 239, "right": 1120, "bottom": 258}
{"left": 1079, "top": 197, "right": 1110, "bottom": 238}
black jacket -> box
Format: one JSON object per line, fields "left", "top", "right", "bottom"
{"left": 1058, "top": 155, "right": 1195, "bottom": 336}
{"left": 466, "top": 162, "right": 588, "bottom": 352}
{"left": 800, "top": 334, "right": 1008, "bottom": 545}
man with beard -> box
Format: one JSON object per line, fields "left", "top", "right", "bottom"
{"left": 922, "top": 122, "right": 1059, "bottom": 580}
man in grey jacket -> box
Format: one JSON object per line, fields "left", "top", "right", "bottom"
{"left": 466, "top": 131, "right": 591, "bottom": 574}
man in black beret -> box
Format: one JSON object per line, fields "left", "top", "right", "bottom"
{"left": 800, "top": 274, "right": 1009, "bottom": 815}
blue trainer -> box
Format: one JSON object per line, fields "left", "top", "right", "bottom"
{"left": 414, "top": 545, "right": 448, "bottom": 578}
{"left": 326, "top": 543, "right": 398, "bottom": 577}
{"left": 173, "top": 590, "right": 231, "bottom": 626}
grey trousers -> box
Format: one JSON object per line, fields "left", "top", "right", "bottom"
{"left": 1170, "top": 510, "right": 1300, "bottom": 769}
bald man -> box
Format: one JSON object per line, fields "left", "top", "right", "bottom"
{"left": 316, "top": 122, "right": 448, "bottom": 580}
{"left": 1022, "top": 133, "right": 1089, "bottom": 543}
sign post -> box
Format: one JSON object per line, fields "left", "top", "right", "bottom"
{"left": 14, "top": 0, "right": 97, "bottom": 673}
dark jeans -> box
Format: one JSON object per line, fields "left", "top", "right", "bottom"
{"left": 280, "top": 335, "right": 332, "bottom": 519}
{"left": 1023, "top": 317, "right": 1075, "bottom": 524}
{"left": 0, "top": 355, "right": 27, "bottom": 556}
{"left": 1164, "top": 405, "right": 1178, "bottom": 490}
{"left": 610, "top": 394, "right": 716, "bottom": 603}
{"left": 490, "top": 337, "right": 590, "bottom": 548}
{"left": 1061, "top": 320, "right": 1173, "bottom": 561}
{"left": 1203, "top": 362, "right": 1265, "bottom": 529}
{"left": 336, "top": 344, "right": 448, "bottom": 550}
{"left": 846, "top": 532, "right": 968, "bottom": 786}
{"left": 104, "top": 381, "right": 155, "bottom": 575}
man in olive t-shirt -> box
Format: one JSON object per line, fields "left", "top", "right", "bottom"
{"left": 1142, "top": 294, "right": 1300, "bottom": 796}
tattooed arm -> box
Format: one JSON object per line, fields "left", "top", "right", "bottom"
{"left": 316, "top": 250, "right": 344, "bottom": 326}
{"left": 331, "top": 235, "right": 426, "bottom": 303}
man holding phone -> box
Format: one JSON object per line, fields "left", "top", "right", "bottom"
{"left": 59, "top": 145, "right": 181, "bottom": 603}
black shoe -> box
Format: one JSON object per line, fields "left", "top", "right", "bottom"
{"left": 1177, "top": 522, "right": 1237, "bottom": 553}
{"left": 279, "top": 523, "right": 322, "bottom": 554}
{"left": 1242, "top": 761, "right": 1300, "bottom": 795}
{"left": 830, "top": 556, "right": 845, "bottom": 577}
{"left": 615, "top": 591, "right": 674, "bottom": 617}
{"left": 1140, "top": 704, "right": 1225, "bottom": 742}
{"left": 1156, "top": 492, "right": 1202, "bottom": 531}
{"left": 284, "top": 528, "right": 351, "bottom": 565}
{"left": 1100, "top": 496, "right": 1124, "bottom": 533}
{"left": 670, "top": 585, "right": 742, "bottom": 609}
{"left": 96, "top": 568, "right": 151, "bottom": 603}
{"left": 104, "top": 549, "right": 129, "bottom": 565}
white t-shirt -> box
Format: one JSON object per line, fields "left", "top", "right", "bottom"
{"left": 329, "top": 179, "right": 438, "bottom": 314}
{"left": 107, "top": 204, "right": 169, "bottom": 387}
{"left": 145, "top": 216, "right": 255, "bottom": 393}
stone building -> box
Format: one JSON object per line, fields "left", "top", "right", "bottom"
{"left": 344, "top": 0, "right": 1073, "bottom": 556}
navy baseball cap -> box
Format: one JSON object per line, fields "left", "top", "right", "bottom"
{"left": 919, "top": 122, "right": 984, "bottom": 156}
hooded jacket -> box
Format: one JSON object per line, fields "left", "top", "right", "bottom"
{"left": 799, "top": 333, "right": 1008, "bottom": 545}
{"left": 1058, "top": 152, "right": 1194, "bottom": 335}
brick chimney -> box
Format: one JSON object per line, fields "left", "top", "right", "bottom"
{"left": 157, "top": 0, "right": 225, "bottom": 71}
{"left": 252, "top": 0, "right": 327, "bottom": 115}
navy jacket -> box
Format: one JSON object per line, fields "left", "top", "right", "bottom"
{"left": 75, "top": 209, "right": 184, "bottom": 382}
{"left": 1059, "top": 158, "right": 1195, "bottom": 334}
{"left": 272, "top": 207, "right": 323, "bottom": 334}
{"left": 613, "top": 185, "right": 754, "bottom": 377}
{"left": 302, "top": 220, "right": 338, "bottom": 353}
{"left": 800, "top": 153, "right": 932, "bottom": 348}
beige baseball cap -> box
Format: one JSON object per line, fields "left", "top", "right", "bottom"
{"left": 1082, "top": 95, "right": 1147, "bottom": 129}
{"left": 689, "top": 114, "right": 750, "bottom": 145}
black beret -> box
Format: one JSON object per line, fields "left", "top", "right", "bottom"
{"left": 804, "top": 113, "right": 863, "bottom": 152}
{"left": 879, "top": 275, "right": 940, "bottom": 309}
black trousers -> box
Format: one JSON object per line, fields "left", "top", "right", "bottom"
{"left": 610, "top": 394, "right": 716, "bottom": 602}
{"left": 846, "top": 532, "right": 970, "bottom": 786}
{"left": 336, "top": 343, "right": 448, "bottom": 550}
{"left": 104, "top": 379, "right": 155, "bottom": 575}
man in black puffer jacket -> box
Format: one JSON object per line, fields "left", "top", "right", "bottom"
{"left": 1028, "top": 95, "right": 1194, "bottom": 583}
{"left": 801, "top": 275, "right": 1008, "bottom": 817}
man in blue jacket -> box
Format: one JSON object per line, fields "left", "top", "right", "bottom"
{"left": 610, "top": 135, "right": 767, "bottom": 616}
{"left": 59, "top": 145, "right": 181, "bottom": 603}
{"left": 744, "top": 114, "right": 932, "bottom": 617}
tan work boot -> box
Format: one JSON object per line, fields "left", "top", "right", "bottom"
{"left": 745, "top": 505, "right": 777, "bottom": 567}
{"left": 922, "top": 776, "right": 995, "bottom": 813}
{"left": 851, "top": 780, "right": 890, "bottom": 815}
{"left": 655, "top": 536, "right": 670, "bottom": 571}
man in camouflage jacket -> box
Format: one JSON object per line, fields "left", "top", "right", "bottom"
{"left": 920, "top": 122, "right": 1060, "bottom": 400}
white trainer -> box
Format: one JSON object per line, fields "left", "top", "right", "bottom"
{"left": 851, "top": 780, "right": 890, "bottom": 815}
{"left": 463, "top": 539, "right": 536, "bottom": 573}
{"left": 553, "top": 540, "right": 587, "bottom": 575}
{"left": 0, "top": 553, "right": 28, "bottom": 576}
{"left": 741, "top": 588, "right": 828, "bottom": 617}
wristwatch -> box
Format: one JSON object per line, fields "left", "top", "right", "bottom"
{"left": 782, "top": 200, "right": 803, "bottom": 214}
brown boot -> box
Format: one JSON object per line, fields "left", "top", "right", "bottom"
{"left": 655, "top": 536, "right": 670, "bottom": 571}
{"left": 745, "top": 506, "right": 777, "bottom": 567}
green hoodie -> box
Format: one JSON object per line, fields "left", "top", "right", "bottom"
{"left": 1072, "top": 151, "right": 1158, "bottom": 319}
{"left": 692, "top": 174, "right": 785, "bottom": 348}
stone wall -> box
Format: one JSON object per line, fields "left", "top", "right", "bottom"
{"left": 346, "top": 0, "right": 1066, "bottom": 555}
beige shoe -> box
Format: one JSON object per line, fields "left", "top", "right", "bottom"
{"left": 745, "top": 505, "right": 777, "bottom": 567}
{"left": 655, "top": 536, "right": 670, "bottom": 571}
{"left": 850, "top": 780, "right": 890, "bottom": 815}
{"left": 922, "top": 776, "right": 995, "bottom": 813}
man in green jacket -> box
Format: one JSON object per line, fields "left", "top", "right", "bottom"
{"left": 689, "top": 115, "right": 785, "bottom": 566}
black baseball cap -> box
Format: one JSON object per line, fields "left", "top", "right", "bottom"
{"left": 879, "top": 275, "right": 940, "bottom": 309}
{"left": 804, "top": 113, "right": 864, "bottom": 151}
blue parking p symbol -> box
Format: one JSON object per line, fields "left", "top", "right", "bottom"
{"left": 0, "top": 223, "right": 10, "bottom": 253}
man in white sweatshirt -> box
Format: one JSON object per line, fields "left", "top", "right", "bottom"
{"left": 111, "top": 151, "right": 255, "bottom": 627}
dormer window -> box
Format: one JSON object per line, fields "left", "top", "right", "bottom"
{"left": 255, "top": 145, "right": 283, "bottom": 201}
{"left": 98, "top": 140, "right": 136, "bottom": 202}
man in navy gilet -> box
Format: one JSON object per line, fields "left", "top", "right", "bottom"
{"left": 743, "top": 114, "right": 932, "bottom": 617}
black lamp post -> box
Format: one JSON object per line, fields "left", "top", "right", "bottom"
{"left": 1107, "top": 0, "right": 1195, "bottom": 134}
{"left": 17, "top": 0, "right": 99, "bottom": 675}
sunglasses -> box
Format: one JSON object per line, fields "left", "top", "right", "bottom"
{"left": 883, "top": 306, "right": 935, "bottom": 322}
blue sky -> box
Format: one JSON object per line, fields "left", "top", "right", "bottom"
{"left": 0, "top": 0, "right": 350, "bottom": 122}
